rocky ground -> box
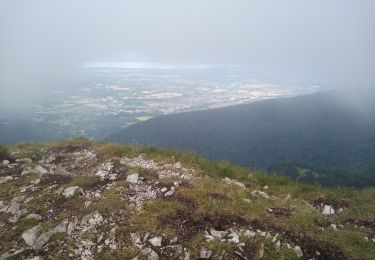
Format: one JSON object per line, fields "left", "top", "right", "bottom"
{"left": 0, "top": 139, "right": 375, "bottom": 259}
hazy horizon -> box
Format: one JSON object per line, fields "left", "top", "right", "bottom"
{"left": 1, "top": 0, "right": 375, "bottom": 109}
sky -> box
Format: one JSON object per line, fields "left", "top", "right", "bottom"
{"left": 0, "top": 0, "right": 374, "bottom": 107}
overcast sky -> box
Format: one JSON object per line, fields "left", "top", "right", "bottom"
{"left": 1, "top": 0, "right": 374, "bottom": 105}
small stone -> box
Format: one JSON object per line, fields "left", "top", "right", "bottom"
{"left": 109, "top": 174, "right": 117, "bottom": 181}
{"left": 84, "top": 201, "right": 92, "bottom": 208}
{"left": 251, "top": 190, "right": 269, "bottom": 198}
{"left": 148, "top": 236, "right": 162, "bottom": 247}
{"left": 294, "top": 246, "right": 303, "bottom": 258}
{"left": 33, "top": 233, "right": 50, "bottom": 250}
{"left": 22, "top": 226, "right": 39, "bottom": 246}
{"left": 2, "top": 160, "right": 10, "bottom": 165}
{"left": 160, "top": 187, "right": 168, "bottom": 192}
{"left": 62, "top": 186, "right": 81, "bottom": 198}
{"left": 228, "top": 232, "right": 240, "bottom": 243}
{"left": 148, "top": 250, "right": 159, "bottom": 260}
{"left": 322, "top": 205, "right": 335, "bottom": 215}
{"left": 22, "top": 165, "right": 48, "bottom": 176}
{"left": 275, "top": 240, "right": 281, "bottom": 249}
{"left": 126, "top": 173, "right": 139, "bottom": 184}
{"left": 200, "top": 249, "right": 212, "bottom": 259}
{"left": 330, "top": 224, "right": 338, "bottom": 231}
{"left": 271, "top": 233, "right": 279, "bottom": 243}
{"left": 222, "top": 177, "right": 246, "bottom": 188}
{"left": 243, "top": 230, "right": 256, "bottom": 238}
{"left": 25, "top": 213, "right": 42, "bottom": 221}
{"left": 164, "top": 190, "right": 174, "bottom": 197}
{"left": 210, "top": 228, "right": 224, "bottom": 239}
{"left": 259, "top": 243, "right": 265, "bottom": 258}
{"left": 0, "top": 176, "right": 13, "bottom": 184}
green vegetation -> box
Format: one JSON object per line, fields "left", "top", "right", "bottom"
{"left": 1, "top": 139, "right": 375, "bottom": 259}
{"left": 107, "top": 92, "right": 375, "bottom": 188}
{"left": 0, "top": 145, "right": 9, "bottom": 161}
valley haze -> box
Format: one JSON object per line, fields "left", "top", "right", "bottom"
{"left": 0, "top": 1, "right": 375, "bottom": 259}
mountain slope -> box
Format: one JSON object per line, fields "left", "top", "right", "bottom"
{"left": 0, "top": 139, "right": 375, "bottom": 259}
{"left": 107, "top": 92, "right": 375, "bottom": 172}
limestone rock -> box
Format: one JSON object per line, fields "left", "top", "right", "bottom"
{"left": 200, "top": 249, "right": 212, "bottom": 259}
{"left": 22, "top": 226, "right": 39, "bottom": 246}
{"left": 322, "top": 205, "right": 335, "bottom": 215}
{"left": 148, "top": 236, "right": 162, "bottom": 247}
{"left": 62, "top": 186, "right": 82, "bottom": 198}
{"left": 294, "top": 246, "right": 303, "bottom": 258}
{"left": 126, "top": 173, "right": 139, "bottom": 184}
{"left": 0, "top": 176, "right": 13, "bottom": 184}
{"left": 2, "top": 160, "right": 10, "bottom": 165}
{"left": 25, "top": 213, "right": 42, "bottom": 221}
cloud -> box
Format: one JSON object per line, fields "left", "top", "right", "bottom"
{"left": 0, "top": 0, "right": 374, "bottom": 106}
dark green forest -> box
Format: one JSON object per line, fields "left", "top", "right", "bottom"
{"left": 107, "top": 92, "right": 375, "bottom": 188}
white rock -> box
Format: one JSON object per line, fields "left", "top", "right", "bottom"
{"left": 67, "top": 217, "right": 78, "bottom": 235}
{"left": 22, "top": 165, "right": 48, "bottom": 176}
{"left": 17, "top": 158, "right": 32, "bottom": 163}
{"left": 2, "top": 160, "right": 10, "bottom": 165}
{"left": 62, "top": 186, "right": 81, "bottom": 198}
{"left": 28, "top": 257, "right": 41, "bottom": 260}
{"left": 25, "top": 213, "right": 42, "bottom": 220}
{"left": 200, "top": 249, "right": 212, "bottom": 259}
{"left": 84, "top": 201, "right": 92, "bottom": 208}
{"left": 22, "top": 226, "right": 39, "bottom": 246}
{"left": 271, "top": 233, "right": 279, "bottom": 243}
{"left": 160, "top": 187, "right": 168, "bottom": 193}
{"left": 109, "top": 174, "right": 117, "bottom": 181}
{"left": 275, "top": 240, "right": 281, "bottom": 249}
{"left": 52, "top": 219, "right": 68, "bottom": 233}
{"left": 322, "top": 205, "right": 335, "bottom": 215}
{"left": 148, "top": 236, "right": 162, "bottom": 247}
{"left": 33, "top": 233, "right": 50, "bottom": 250}
{"left": 0, "top": 176, "right": 13, "bottom": 184}
{"left": 164, "top": 190, "right": 174, "bottom": 197}
{"left": 228, "top": 232, "right": 240, "bottom": 243}
{"left": 148, "top": 250, "right": 159, "bottom": 260}
{"left": 259, "top": 243, "right": 265, "bottom": 258}
{"left": 222, "top": 177, "right": 246, "bottom": 188}
{"left": 294, "top": 246, "right": 303, "bottom": 258}
{"left": 88, "top": 212, "right": 103, "bottom": 226}
{"left": 210, "top": 228, "right": 225, "bottom": 239}
{"left": 330, "top": 224, "right": 338, "bottom": 231}
{"left": 174, "top": 162, "right": 181, "bottom": 169}
{"left": 243, "top": 230, "right": 256, "bottom": 238}
{"left": 252, "top": 190, "right": 269, "bottom": 198}
{"left": 126, "top": 173, "right": 139, "bottom": 184}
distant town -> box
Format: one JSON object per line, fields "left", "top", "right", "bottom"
{"left": 2, "top": 65, "right": 322, "bottom": 139}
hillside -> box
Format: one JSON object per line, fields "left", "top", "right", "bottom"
{"left": 106, "top": 92, "right": 375, "bottom": 187}
{"left": 1, "top": 139, "right": 375, "bottom": 259}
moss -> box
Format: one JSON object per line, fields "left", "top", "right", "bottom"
{"left": 0, "top": 145, "right": 9, "bottom": 161}
{"left": 50, "top": 232, "right": 66, "bottom": 242}
{"left": 70, "top": 175, "right": 101, "bottom": 190}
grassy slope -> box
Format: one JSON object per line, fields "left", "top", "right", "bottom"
{"left": 0, "top": 139, "right": 375, "bottom": 259}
